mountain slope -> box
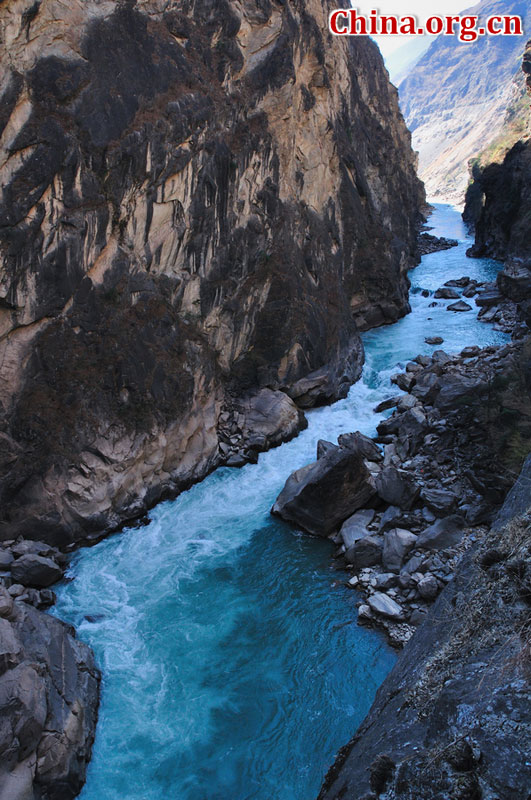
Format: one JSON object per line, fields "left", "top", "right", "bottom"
{"left": 399, "top": 0, "right": 531, "bottom": 202}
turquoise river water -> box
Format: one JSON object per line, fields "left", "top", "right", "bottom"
{"left": 54, "top": 205, "right": 509, "bottom": 800}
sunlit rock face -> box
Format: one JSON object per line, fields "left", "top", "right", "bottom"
{"left": 0, "top": 0, "right": 423, "bottom": 545}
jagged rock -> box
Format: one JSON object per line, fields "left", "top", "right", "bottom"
{"left": 317, "top": 440, "right": 339, "bottom": 460}
{"left": 0, "top": 551, "right": 14, "bottom": 570}
{"left": 434, "top": 374, "right": 486, "bottom": 411}
{"left": 340, "top": 510, "right": 376, "bottom": 549}
{"left": 421, "top": 488, "right": 458, "bottom": 516}
{"left": 0, "top": 587, "right": 13, "bottom": 618}
{"left": 447, "top": 300, "right": 472, "bottom": 312}
{"left": 476, "top": 289, "right": 504, "bottom": 307}
{"left": 411, "top": 372, "right": 440, "bottom": 403}
{"left": 271, "top": 448, "right": 376, "bottom": 537}
{"left": 337, "top": 433, "right": 383, "bottom": 463}
{"left": 376, "top": 467, "right": 420, "bottom": 510}
{"left": 357, "top": 604, "right": 373, "bottom": 622}
{"left": 383, "top": 529, "right": 418, "bottom": 573}
{"left": 416, "top": 515, "right": 465, "bottom": 551}
{"left": 396, "top": 395, "right": 419, "bottom": 413}
{"left": 396, "top": 407, "right": 428, "bottom": 454}
{"left": 367, "top": 592, "right": 405, "bottom": 621}
{"left": 373, "top": 573, "right": 397, "bottom": 590}
{"left": 392, "top": 373, "right": 416, "bottom": 392}
{"left": 374, "top": 396, "right": 400, "bottom": 413}
{"left": 434, "top": 288, "right": 460, "bottom": 299}
{"left": 417, "top": 574, "right": 439, "bottom": 600}
{"left": 235, "top": 389, "right": 307, "bottom": 453}
{"left": 0, "top": 603, "right": 99, "bottom": 800}
{"left": 10, "top": 555, "right": 63, "bottom": 589}
{"left": 345, "top": 536, "right": 383, "bottom": 569}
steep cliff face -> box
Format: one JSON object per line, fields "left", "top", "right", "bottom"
{"left": 399, "top": 0, "right": 531, "bottom": 203}
{"left": 464, "top": 40, "right": 531, "bottom": 326}
{"left": 0, "top": 0, "right": 423, "bottom": 546}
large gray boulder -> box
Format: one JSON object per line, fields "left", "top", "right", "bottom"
{"left": 11, "top": 555, "right": 63, "bottom": 589}
{"left": 271, "top": 443, "right": 376, "bottom": 537}
{"left": 435, "top": 375, "right": 486, "bottom": 411}
{"left": 421, "top": 487, "right": 458, "bottom": 516}
{"left": 340, "top": 509, "right": 376, "bottom": 549}
{"left": 416, "top": 515, "right": 464, "bottom": 550}
{"left": 376, "top": 467, "right": 420, "bottom": 510}
{"left": 383, "top": 528, "right": 418, "bottom": 573}
{"left": 367, "top": 592, "right": 405, "bottom": 621}
{"left": 345, "top": 536, "right": 383, "bottom": 569}
{"left": 0, "top": 602, "right": 100, "bottom": 800}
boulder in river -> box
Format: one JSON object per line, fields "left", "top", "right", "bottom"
{"left": 271, "top": 443, "right": 376, "bottom": 537}
{"left": 447, "top": 300, "right": 472, "bottom": 312}
{"left": 425, "top": 336, "right": 444, "bottom": 345}
{"left": 434, "top": 288, "right": 460, "bottom": 299}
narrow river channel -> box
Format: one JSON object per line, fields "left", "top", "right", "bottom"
{"left": 54, "top": 204, "right": 509, "bottom": 800}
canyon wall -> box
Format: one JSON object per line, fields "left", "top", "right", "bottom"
{"left": 0, "top": 0, "right": 424, "bottom": 547}
{"left": 464, "top": 39, "right": 531, "bottom": 328}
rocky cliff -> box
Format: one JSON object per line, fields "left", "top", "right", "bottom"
{"left": 399, "top": 0, "right": 531, "bottom": 203}
{"left": 464, "top": 39, "right": 531, "bottom": 328}
{"left": 0, "top": 0, "right": 424, "bottom": 548}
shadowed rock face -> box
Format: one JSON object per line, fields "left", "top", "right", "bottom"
{"left": 317, "top": 457, "right": 531, "bottom": 800}
{"left": 0, "top": 595, "right": 100, "bottom": 800}
{"left": 0, "top": 0, "right": 423, "bottom": 546}
{"left": 464, "top": 40, "right": 531, "bottom": 327}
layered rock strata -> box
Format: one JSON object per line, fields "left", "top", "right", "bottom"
{"left": 0, "top": 0, "right": 424, "bottom": 548}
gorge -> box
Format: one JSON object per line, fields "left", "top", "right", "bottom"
{"left": 0, "top": 2, "right": 530, "bottom": 800}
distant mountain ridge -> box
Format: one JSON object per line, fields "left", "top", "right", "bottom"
{"left": 399, "top": 0, "right": 531, "bottom": 203}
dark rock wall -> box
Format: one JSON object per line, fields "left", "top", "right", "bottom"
{"left": 0, "top": 593, "right": 100, "bottom": 800}
{"left": 317, "top": 457, "right": 531, "bottom": 800}
{"left": 0, "top": 0, "right": 424, "bottom": 546}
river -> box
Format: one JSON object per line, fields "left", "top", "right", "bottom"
{"left": 53, "top": 204, "right": 509, "bottom": 800}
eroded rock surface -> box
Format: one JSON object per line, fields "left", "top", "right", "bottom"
{"left": 0, "top": 594, "right": 100, "bottom": 800}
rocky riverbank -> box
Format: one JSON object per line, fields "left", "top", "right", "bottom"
{"left": 0, "top": 539, "right": 99, "bottom": 800}
{"left": 273, "top": 326, "right": 531, "bottom": 648}
{"left": 318, "top": 457, "right": 531, "bottom": 799}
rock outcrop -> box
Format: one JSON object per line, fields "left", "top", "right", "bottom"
{"left": 0, "top": 0, "right": 424, "bottom": 547}
{"left": 0, "top": 590, "right": 100, "bottom": 800}
{"left": 317, "top": 456, "right": 531, "bottom": 800}
{"left": 399, "top": 0, "right": 531, "bottom": 202}
{"left": 464, "top": 40, "right": 531, "bottom": 330}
